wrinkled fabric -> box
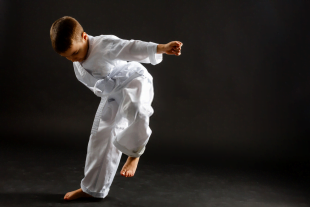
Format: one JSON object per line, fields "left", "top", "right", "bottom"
{"left": 79, "top": 34, "right": 162, "bottom": 79}
{"left": 72, "top": 34, "right": 162, "bottom": 198}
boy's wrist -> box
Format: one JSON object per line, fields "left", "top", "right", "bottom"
{"left": 156, "top": 44, "right": 166, "bottom": 54}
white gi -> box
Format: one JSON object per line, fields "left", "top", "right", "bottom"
{"left": 73, "top": 34, "right": 162, "bottom": 198}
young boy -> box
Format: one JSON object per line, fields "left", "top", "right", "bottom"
{"left": 50, "top": 16, "right": 182, "bottom": 200}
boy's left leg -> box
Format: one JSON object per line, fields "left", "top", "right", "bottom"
{"left": 113, "top": 75, "right": 154, "bottom": 177}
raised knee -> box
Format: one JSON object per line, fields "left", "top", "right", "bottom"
{"left": 132, "top": 102, "right": 153, "bottom": 117}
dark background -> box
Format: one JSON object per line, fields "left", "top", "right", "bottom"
{"left": 1, "top": 0, "right": 310, "bottom": 162}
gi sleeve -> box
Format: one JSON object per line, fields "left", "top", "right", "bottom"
{"left": 73, "top": 62, "right": 103, "bottom": 97}
{"left": 104, "top": 35, "right": 163, "bottom": 65}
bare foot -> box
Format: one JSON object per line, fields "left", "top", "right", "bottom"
{"left": 64, "top": 188, "right": 93, "bottom": 200}
{"left": 120, "top": 156, "right": 140, "bottom": 177}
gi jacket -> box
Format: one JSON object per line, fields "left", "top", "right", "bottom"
{"left": 72, "top": 35, "right": 163, "bottom": 139}
{"left": 73, "top": 34, "right": 162, "bottom": 97}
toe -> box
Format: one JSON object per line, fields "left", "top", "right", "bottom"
{"left": 64, "top": 193, "right": 69, "bottom": 200}
{"left": 126, "top": 171, "right": 132, "bottom": 177}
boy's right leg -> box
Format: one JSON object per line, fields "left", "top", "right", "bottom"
{"left": 81, "top": 99, "right": 122, "bottom": 198}
{"left": 65, "top": 98, "right": 122, "bottom": 200}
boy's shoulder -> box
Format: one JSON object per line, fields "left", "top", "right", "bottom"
{"left": 91, "top": 34, "right": 120, "bottom": 42}
{"left": 84, "top": 34, "right": 122, "bottom": 62}
{"left": 89, "top": 34, "right": 122, "bottom": 50}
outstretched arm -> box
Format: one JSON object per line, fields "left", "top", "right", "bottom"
{"left": 106, "top": 36, "right": 183, "bottom": 64}
{"left": 156, "top": 41, "right": 183, "bottom": 56}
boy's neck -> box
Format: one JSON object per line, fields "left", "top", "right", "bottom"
{"left": 81, "top": 37, "right": 90, "bottom": 63}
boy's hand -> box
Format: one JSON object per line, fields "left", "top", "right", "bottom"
{"left": 157, "top": 41, "right": 183, "bottom": 56}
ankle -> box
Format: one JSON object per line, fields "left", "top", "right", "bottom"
{"left": 128, "top": 156, "right": 139, "bottom": 160}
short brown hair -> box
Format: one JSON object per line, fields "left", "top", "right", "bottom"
{"left": 50, "top": 16, "right": 84, "bottom": 53}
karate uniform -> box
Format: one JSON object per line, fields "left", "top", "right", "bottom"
{"left": 73, "top": 34, "right": 162, "bottom": 198}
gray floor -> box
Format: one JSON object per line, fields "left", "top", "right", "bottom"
{"left": 0, "top": 139, "right": 309, "bottom": 207}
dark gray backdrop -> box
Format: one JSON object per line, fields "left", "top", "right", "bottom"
{"left": 1, "top": 0, "right": 309, "bottom": 161}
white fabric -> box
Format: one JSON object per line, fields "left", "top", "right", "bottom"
{"left": 80, "top": 35, "right": 162, "bottom": 79}
{"left": 72, "top": 34, "right": 162, "bottom": 198}
{"left": 81, "top": 74, "right": 154, "bottom": 198}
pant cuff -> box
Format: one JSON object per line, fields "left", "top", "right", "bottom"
{"left": 81, "top": 182, "right": 109, "bottom": 198}
{"left": 113, "top": 139, "right": 145, "bottom": 157}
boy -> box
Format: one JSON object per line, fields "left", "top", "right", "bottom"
{"left": 50, "top": 16, "right": 182, "bottom": 200}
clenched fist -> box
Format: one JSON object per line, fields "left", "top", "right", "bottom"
{"left": 157, "top": 41, "right": 183, "bottom": 56}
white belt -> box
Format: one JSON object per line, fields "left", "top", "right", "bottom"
{"left": 90, "top": 64, "right": 143, "bottom": 135}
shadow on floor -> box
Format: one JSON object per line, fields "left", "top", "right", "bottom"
{"left": 0, "top": 192, "right": 142, "bottom": 207}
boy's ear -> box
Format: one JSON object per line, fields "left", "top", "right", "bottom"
{"left": 82, "top": 32, "right": 87, "bottom": 41}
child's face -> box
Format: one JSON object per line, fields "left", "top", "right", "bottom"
{"left": 60, "top": 32, "right": 89, "bottom": 62}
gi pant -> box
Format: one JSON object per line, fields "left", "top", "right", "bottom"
{"left": 80, "top": 62, "right": 154, "bottom": 198}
